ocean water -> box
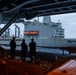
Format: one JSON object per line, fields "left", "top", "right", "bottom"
{"left": 1, "top": 45, "right": 69, "bottom": 54}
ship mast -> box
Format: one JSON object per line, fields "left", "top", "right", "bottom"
{"left": 38, "top": 16, "right": 39, "bottom": 22}
{"left": 15, "top": 24, "right": 20, "bottom": 38}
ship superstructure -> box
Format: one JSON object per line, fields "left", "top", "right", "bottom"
{"left": 24, "top": 16, "right": 64, "bottom": 39}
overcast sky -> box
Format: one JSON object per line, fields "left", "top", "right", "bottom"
{"left": 51, "top": 13, "right": 76, "bottom": 38}
{"left": 1, "top": 12, "right": 76, "bottom": 38}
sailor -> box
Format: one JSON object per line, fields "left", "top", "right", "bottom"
{"left": 21, "top": 39, "right": 28, "bottom": 62}
{"left": 10, "top": 37, "right": 16, "bottom": 59}
{"left": 29, "top": 38, "right": 36, "bottom": 63}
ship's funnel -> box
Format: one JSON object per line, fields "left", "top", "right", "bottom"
{"left": 43, "top": 16, "right": 51, "bottom": 24}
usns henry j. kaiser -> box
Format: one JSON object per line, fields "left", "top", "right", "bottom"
{"left": 0, "top": 16, "right": 76, "bottom": 48}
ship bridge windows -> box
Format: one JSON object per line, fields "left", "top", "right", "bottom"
{"left": 54, "top": 36, "right": 64, "bottom": 38}
{"left": 52, "top": 25, "right": 58, "bottom": 27}
{"left": 43, "top": 23, "right": 49, "bottom": 25}
{"left": 67, "top": 40, "right": 76, "bottom": 43}
{"left": 56, "top": 23, "right": 61, "bottom": 25}
{"left": 56, "top": 29, "right": 64, "bottom": 32}
{"left": 58, "top": 33, "right": 63, "bottom": 35}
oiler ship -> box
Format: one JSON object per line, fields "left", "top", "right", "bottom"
{"left": 23, "top": 16, "right": 76, "bottom": 48}
{"left": 0, "top": 16, "right": 76, "bottom": 48}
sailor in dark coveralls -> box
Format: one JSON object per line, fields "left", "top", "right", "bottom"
{"left": 29, "top": 38, "right": 36, "bottom": 62}
{"left": 10, "top": 37, "right": 16, "bottom": 59}
{"left": 21, "top": 39, "right": 28, "bottom": 62}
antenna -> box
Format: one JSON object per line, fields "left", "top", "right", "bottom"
{"left": 38, "top": 16, "right": 39, "bottom": 22}
{"left": 58, "top": 20, "right": 60, "bottom": 23}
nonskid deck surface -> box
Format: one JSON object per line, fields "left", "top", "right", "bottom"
{"left": 1, "top": 45, "right": 76, "bottom": 75}
{"left": 47, "top": 59, "right": 76, "bottom": 75}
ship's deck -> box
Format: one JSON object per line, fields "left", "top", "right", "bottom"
{"left": 0, "top": 45, "right": 76, "bottom": 75}
{"left": 47, "top": 59, "right": 76, "bottom": 75}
